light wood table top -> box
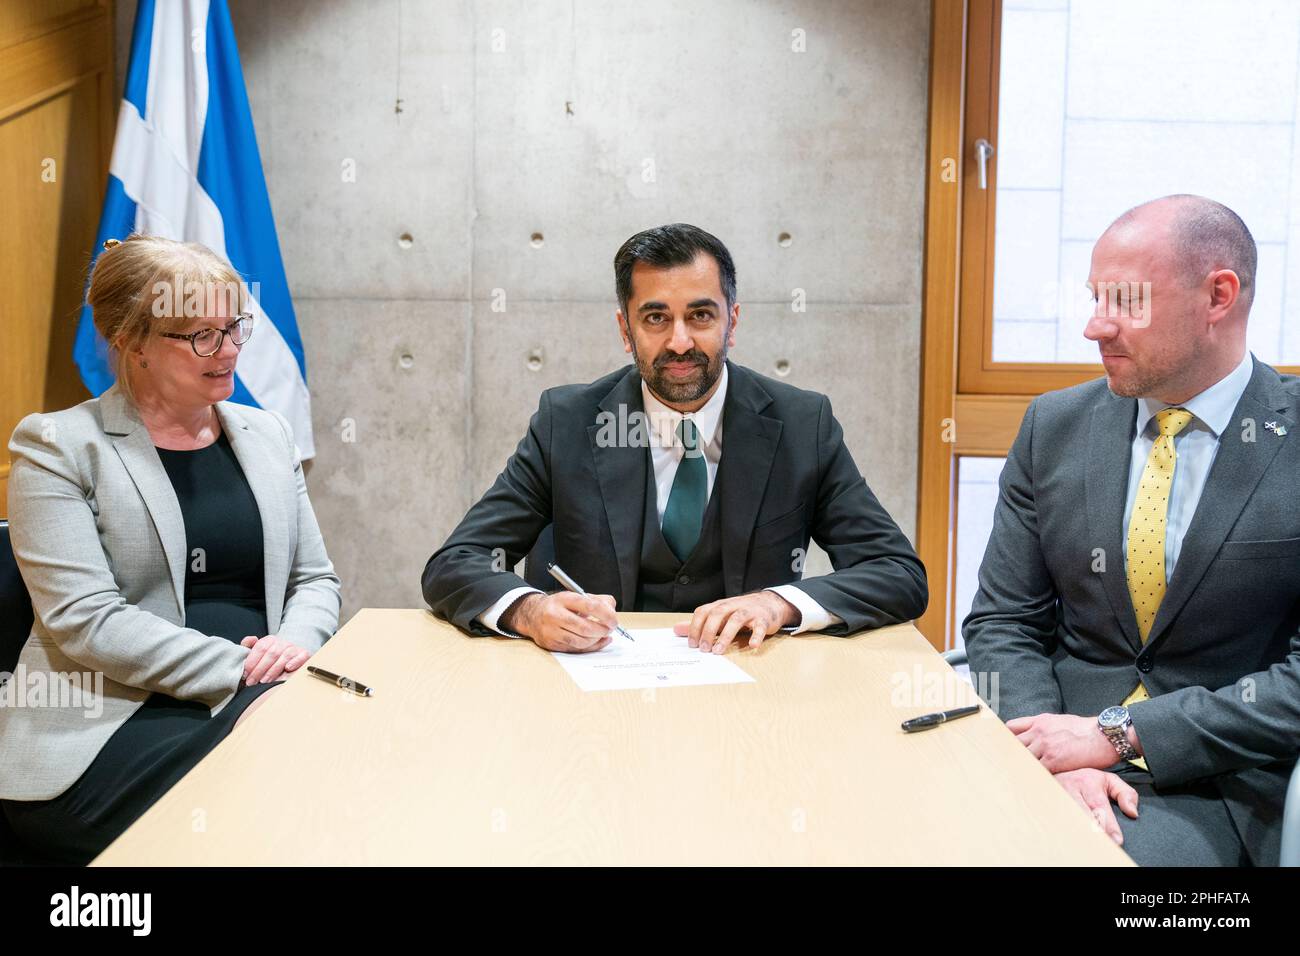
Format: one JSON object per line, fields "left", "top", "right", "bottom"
{"left": 94, "top": 609, "right": 1133, "bottom": 866}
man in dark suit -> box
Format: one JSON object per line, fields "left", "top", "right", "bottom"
{"left": 964, "top": 195, "right": 1299, "bottom": 866}
{"left": 424, "top": 223, "right": 926, "bottom": 654}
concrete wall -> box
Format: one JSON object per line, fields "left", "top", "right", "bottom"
{"left": 117, "top": 0, "right": 932, "bottom": 623}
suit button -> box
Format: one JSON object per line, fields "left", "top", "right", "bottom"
{"left": 1137, "top": 659, "right": 1153, "bottom": 673}
{"left": 678, "top": 575, "right": 691, "bottom": 586}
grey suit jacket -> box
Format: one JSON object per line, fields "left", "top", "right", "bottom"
{"left": 963, "top": 358, "right": 1300, "bottom": 865}
{"left": 0, "top": 385, "right": 340, "bottom": 800}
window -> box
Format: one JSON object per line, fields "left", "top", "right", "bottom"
{"left": 991, "top": 0, "right": 1300, "bottom": 367}
{"left": 916, "top": 0, "right": 1300, "bottom": 648}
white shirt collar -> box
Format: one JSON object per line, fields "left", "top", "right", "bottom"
{"left": 640, "top": 362, "right": 728, "bottom": 448}
{"left": 1136, "top": 351, "right": 1254, "bottom": 439}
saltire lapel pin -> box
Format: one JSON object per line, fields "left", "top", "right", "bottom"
{"left": 1264, "top": 421, "right": 1288, "bottom": 437}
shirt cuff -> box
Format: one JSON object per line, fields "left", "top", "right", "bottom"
{"left": 767, "top": 585, "right": 843, "bottom": 635}
{"left": 479, "top": 587, "right": 543, "bottom": 637}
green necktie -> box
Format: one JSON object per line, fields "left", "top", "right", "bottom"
{"left": 661, "top": 418, "right": 707, "bottom": 562}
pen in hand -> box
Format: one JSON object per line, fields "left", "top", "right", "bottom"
{"left": 546, "top": 563, "right": 635, "bottom": 642}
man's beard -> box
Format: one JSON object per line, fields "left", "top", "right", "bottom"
{"left": 1103, "top": 341, "right": 1196, "bottom": 399}
{"left": 1106, "top": 372, "right": 1164, "bottom": 399}
{"left": 634, "top": 341, "right": 727, "bottom": 405}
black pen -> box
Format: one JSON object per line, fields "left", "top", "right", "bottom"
{"left": 306, "top": 666, "right": 374, "bottom": 697}
{"left": 901, "top": 704, "right": 980, "bottom": 733}
{"left": 546, "top": 563, "right": 635, "bottom": 642}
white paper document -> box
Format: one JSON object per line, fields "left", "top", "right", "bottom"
{"left": 550, "top": 627, "right": 756, "bottom": 692}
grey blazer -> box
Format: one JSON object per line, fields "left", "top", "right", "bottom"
{"left": 0, "top": 385, "right": 340, "bottom": 800}
{"left": 963, "top": 358, "right": 1300, "bottom": 866}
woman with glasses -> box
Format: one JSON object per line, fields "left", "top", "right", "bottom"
{"left": 0, "top": 234, "right": 340, "bottom": 864}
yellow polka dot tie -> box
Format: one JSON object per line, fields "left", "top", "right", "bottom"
{"left": 1121, "top": 407, "right": 1193, "bottom": 767}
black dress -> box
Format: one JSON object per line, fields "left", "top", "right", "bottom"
{"left": 2, "top": 432, "right": 280, "bottom": 865}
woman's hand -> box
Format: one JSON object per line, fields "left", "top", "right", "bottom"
{"left": 239, "top": 634, "right": 312, "bottom": 685}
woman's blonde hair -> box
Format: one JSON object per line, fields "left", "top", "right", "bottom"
{"left": 87, "top": 234, "right": 247, "bottom": 401}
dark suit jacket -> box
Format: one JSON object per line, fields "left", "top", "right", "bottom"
{"left": 963, "top": 357, "right": 1300, "bottom": 865}
{"left": 423, "top": 360, "right": 927, "bottom": 636}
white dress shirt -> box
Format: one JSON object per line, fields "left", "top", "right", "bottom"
{"left": 1121, "top": 350, "right": 1255, "bottom": 579}
{"left": 480, "top": 364, "right": 843, "bottom": 636}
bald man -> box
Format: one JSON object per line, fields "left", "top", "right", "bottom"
{"left": 964, "top": 195, "right": 1299, "bottom": 866}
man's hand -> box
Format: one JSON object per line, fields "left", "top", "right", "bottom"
{"left": 1007, "top": 712, "right": 1136, "bottom": 773}
{"left": 1053, "top": 768, "right": 1140, "bottom": 845}
{"left": 673, "top": 591, "right": 799, "bottom": 654}
{"left": 502, "top": 591, "right": 618, "bottom": 653}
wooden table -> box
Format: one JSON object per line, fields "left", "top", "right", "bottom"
{"left": 93, "top": 609, "right": 1133, "bottom": 865}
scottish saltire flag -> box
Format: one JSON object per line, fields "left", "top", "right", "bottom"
{"left": 74, "top": 0, "right": 314, "bottom": 458}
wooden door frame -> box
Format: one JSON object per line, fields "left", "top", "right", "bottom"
{"left": 914, "top": 0, "right": 967, "bottom": 650}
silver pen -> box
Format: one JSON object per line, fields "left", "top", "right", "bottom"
{"left": 306, "top": 665, "right": 374, "bottom": 697}
{"left": 546, "top": 563, "right": 635, "bottom": 642}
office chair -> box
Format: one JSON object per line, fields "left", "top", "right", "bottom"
{"left": 1282, "top": 758, "right": 1300, "bottom": 866}
{"left": 0, "top": 518, "right": 58, "bottom": 865}
{"left": 0, "top": 520, "right": 33, "bottom": 674}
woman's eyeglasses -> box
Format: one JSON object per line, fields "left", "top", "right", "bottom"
{"left": 159, "top": 313, "right": 255, "bottom": 357}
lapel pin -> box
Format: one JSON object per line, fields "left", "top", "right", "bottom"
{"left": 1264, "top": 421, "right": 1287, "bottom": 437}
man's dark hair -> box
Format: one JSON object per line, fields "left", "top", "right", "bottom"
{"left": 614, "top": 223, "right": 737, "bottom": 317}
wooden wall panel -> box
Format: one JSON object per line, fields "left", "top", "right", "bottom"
{"left": 0, "top": 0, "right": 112, "bottom": 516}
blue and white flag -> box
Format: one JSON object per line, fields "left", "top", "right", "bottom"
{"left": 74, "top": 0, "right": 315, "bottom": 458}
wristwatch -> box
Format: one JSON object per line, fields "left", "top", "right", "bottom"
{"left": 1098, "top": 705, "right": 1140, "bottom": 761}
